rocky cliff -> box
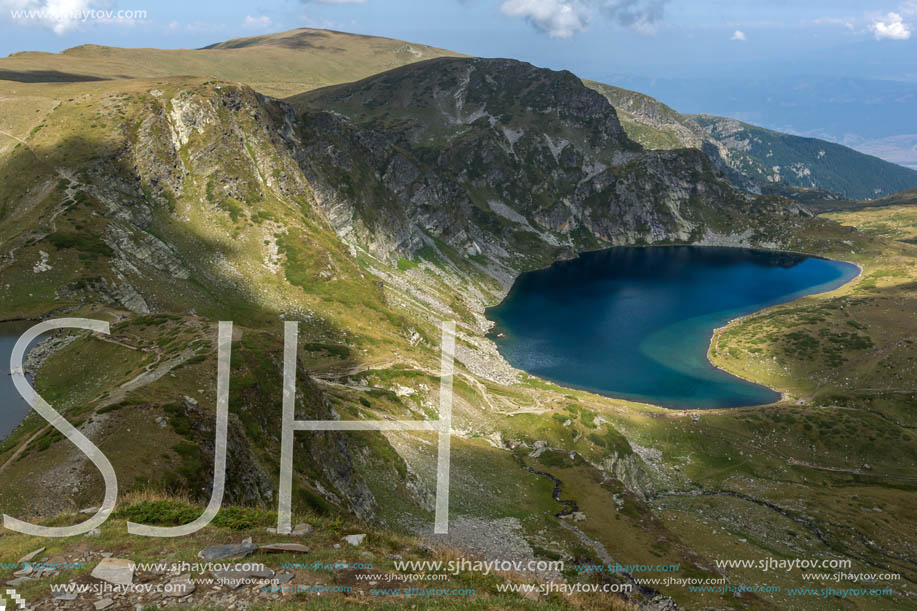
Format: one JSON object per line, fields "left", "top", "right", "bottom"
{"left": 292, "top": 58, "right": 807, "bottom": 286}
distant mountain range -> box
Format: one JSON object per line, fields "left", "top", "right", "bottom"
{"left": 598, "top": 74, "right": 917, "bottom": 173}
{"left": 587, "top": 81, "right": 917, "bottom": 201}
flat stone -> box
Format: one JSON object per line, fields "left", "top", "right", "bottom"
{"left": 260, "top": 543, "right": 310, "bottom": 554}
{"left": 85, "top": 528, "right": 101, "bottom": 537}
{"left": 53, "top": 591, "right": 78, "bottom": 601}
{"left": 164, "top": 574, "right": 196, "bottom": 598}
{"left": 17, "top": 547, "right": 46, "bottom": 563}
{"left": 197, "top": 543, "right": 257, "bottom": 560}
{"left": 6, "top": 577, "right": 33, "bottom": 587}
{"left": 91, "top": 558, "right": 135, "bottom": 586}
{"left": 343, "top": 534, "right": 366, "bottom": 546}
{"left": 80, "top": 506, "right": 99, "bottom": 514}
{"left": 276, "top": 571, "right": 294, "bottom": 584}
{"left": 94, "top": 598, "right": 114, "bottom": 610}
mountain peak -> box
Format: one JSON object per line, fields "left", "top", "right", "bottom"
{"left": 294, "top": 57, "right": 636, "bottom": 153}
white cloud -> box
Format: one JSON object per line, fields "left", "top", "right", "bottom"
{"left": 870, "top": 12, "right": 911, "bottom": 40}
{"left": 500, "top": 0, "right": 667, "bottom": 38}
{"left": 813, "top": 17, "right": 854, "bottom": 31}
{"left": 2, "top": 0, "right": 116, "bottom": 34}
{"left": 601, "top": 0, "right": 668, "bottom": 35}
{"left": 500, "top": 0, "right": 590, "bottom": 38}
{"left": 165, "top": 20, "right": 227, "bottom": 35}
{"left": 243, "top": 15, "right": 272, "bottom": 30}
{"left": 730, "top": 29, "right": 746, "bottom": 41}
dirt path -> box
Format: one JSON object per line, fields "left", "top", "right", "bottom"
{"left": 0, "top": 424, "right": 50, "bottom": 476}
{"left": 0, "top": 121, "right": 79, "bottom": 274}
{"left": 0, "top": 332, "right": 162, "bottom": 475}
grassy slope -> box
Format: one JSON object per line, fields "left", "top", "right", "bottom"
{"left": 804, "top": 188, "right": 917, "bottom": 214}
{"left": 701, "top": 207, "right": 917, "bottom": 608}
{"left": 0, "top": 28, "right": 464, "bottom": 99}
{"left": 0, "top": 33, "right": 915, "bottom": 611}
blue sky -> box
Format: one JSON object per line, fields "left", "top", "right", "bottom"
{"left": 1, "top": 1, "right": 915, "bottom": 81}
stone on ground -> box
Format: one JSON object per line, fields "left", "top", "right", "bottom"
{"left": 197, "top": 542, "right": 257, "bottom": 560}
{"left": 343, "top": 534, "right": 366, "bottom": 546}
{"left": 17, "top": 547, "right": 45, "bottom": 563}
{"left": 90, "top": 558, "right": 135, "bottom": 586}
{"left": 260, "top": 543, "right": 310, "bottom": 554}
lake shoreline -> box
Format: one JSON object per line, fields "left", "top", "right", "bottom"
{"left": 486, "top": 245, "right": 861, "bottom": 410}
{"left": 0, "top": 320, "right": 43, "bottom": 441}
{"left": 704, "top": 259, "right": 865, "bottom": 409}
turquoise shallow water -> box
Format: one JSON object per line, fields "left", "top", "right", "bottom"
{"left": 486, "top": 246, "right": 860, "bottom": 410}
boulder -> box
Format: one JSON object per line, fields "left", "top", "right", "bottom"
{"left": 290, "top": 523, "right": 314, "bottom": 536}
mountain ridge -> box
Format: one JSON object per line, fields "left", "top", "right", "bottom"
{"left": 2, "top": 27, "right": 913, "bottom": 203}
{"left": 586, "top": 80, "right": 917, "bottom": 200}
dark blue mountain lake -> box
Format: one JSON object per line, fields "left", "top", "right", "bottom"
{"left": 486, "top": 246, "right": 860, "bottom": 410}
{"left": 0, "top": 321, "right": 35, "bottom": 439}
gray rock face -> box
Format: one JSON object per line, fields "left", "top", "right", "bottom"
{"left": 197, "top": 543, "right": 257, "bottom": 560}
{"left": 104, "top": 222, "right": 190, "bottom": 280}
{"left": 292, "top": 56, "right": 795, "bottom": 278}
